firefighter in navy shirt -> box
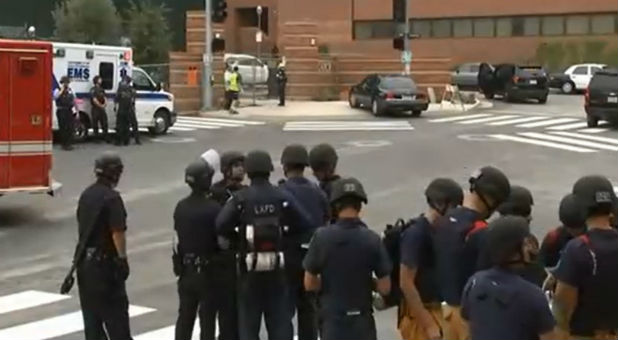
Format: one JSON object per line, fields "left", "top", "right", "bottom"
{"left": 461, "top": 216, "right": 557, "bottom": 340}
{"left": 552, "top": 175, "right": 618, "bottom": 339}
{"left": 432, "top": 166, "right": 511, "bottom": 340}
{"left": 399, "top": 178, "right": 463, "bottom": 340}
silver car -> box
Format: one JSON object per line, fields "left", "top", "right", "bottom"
{"left": 224, "top": 53, "right": 269, "bottom": 85}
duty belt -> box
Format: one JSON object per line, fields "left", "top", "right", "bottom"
{"left": 84, "top": 247, "right": 112, "bottom": 262}
{"left": 182, "top": 254, "right": 210, "bottom": 272}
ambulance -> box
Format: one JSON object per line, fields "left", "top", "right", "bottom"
{"left": 51, "top": 42, "right": 176, "bottom": 140}
{"left": 0, "top": 39, "right": 61, "bottom": 196}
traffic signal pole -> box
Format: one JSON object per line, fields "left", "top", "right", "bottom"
{"left": 403, "top": 0, "right": 411, "bottom": 75}
{"left": 202, "top": 0, "right": 213, "bottom": 110}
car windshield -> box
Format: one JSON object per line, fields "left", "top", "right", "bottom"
{"left": 381, "top": 76, "right": 416, "bottom": 89}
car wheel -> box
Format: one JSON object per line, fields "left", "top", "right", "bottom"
{"left": 411, "top": 110, "right": 422, "bottom": 117}
{"left": 371, "top": 99, "right": 381, "bottom": 116}
{"left": 538, "top": 96, "right": 548, "bottom": 104}
{"left": 348, "top": 93, "right": 358, "bottom": 108}
{"left": 148, "top": 109, "right": 170, "bottom": 135}
{"left": 561, "top": 82, "right": 574, "bottom": 94}
{"left": 587, "top": 115, "right": 599, "bottom": 128}
{"left": 73, "top": 112, "right": 90, "bottom": 142}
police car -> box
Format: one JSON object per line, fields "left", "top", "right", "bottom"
{"left": 52, "top": 42, "right": 176, "bottom": 140}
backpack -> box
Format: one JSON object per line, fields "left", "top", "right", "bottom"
{"left": 381, "top": 218, "right": 416, "bottom": 309}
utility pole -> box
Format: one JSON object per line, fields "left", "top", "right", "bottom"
{"left": 252, "top": 6, "right": 263, "bottom": 106}
{"left": 403, "top": 0, "right": 411, "bottom": 75}
{"left": 202, "top": 0, "right": 213, "bottom": 110}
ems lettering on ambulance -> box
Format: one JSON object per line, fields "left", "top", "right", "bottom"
{"left": 67, "top": 61, "right": 90, "bottom": 82}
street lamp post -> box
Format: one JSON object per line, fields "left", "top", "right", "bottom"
{"left": 253, "top": 5, "right": 263, "bottom": 106}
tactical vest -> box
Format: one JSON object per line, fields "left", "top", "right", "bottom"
{"left": 55, "top": 89, "right": 74, "bottom": 110}
{"left": 117, "top": 84, "right": 133, "bottom": 110}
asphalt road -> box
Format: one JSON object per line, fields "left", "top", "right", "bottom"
{"left": 0, "top": 94, "right": 616, "bottom": 339}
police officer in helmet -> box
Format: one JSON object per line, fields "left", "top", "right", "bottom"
{"left": 76, "top": 152, "right": 132, "bottom": 339}
{"left": 216, "top": 150, "right": 313, "bottom": 340}
{"left": 54, "top": 75, "right": 76, "bottom": 150}
{"left": 114, "top": 75, "right": 138, "bottom": 146}
{"left": 552, "top": 175, "right": 618, "bottom": 339}
{"left": 433, "top": 166, "right": 510, "bottom": 340}
{"left": 308, "top": 144, "right": 340, "bottom": 200}
{"left": 399, "top": 178, "right": 463, "bottom": 340}
{"left": 279, "top": 144, "right": 328, "bottom": 340}
{"left": 211, "top": 151, "right": 246, "bottom": 206}
{"left": 461, "top": 216, "right": 558, "bottom": 340}
{"left": 173, "top": 159, "right": 221, "bottom": 340}
{"left": 304, "top": 178, "right": 392, "bottom": 340}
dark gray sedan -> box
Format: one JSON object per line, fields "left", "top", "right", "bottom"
{"left": 348, "top": 74, "right": 429, "bottom": 117}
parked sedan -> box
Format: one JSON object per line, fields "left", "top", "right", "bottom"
{"left": 224, "top": 53, "right": 269, "bottom": 85}
{"left": 348, "top": 74, "right": 429, "bottom": 116}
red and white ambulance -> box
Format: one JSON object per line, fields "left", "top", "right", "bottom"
{"left": 0, "top": 39, "right": 61, "bottom": 196}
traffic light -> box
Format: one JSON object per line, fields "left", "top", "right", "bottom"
{"left": 393, "top": 0, "right": 405, "bottom": 23}
{"left": 393, "top": 35, "right": 404, "bottom": 50}
{"left": 212, "top": 0, "right": 228, "bottom": 23}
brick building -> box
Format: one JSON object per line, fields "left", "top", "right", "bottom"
{"left": 170, "top": 0, "right": 618, "bottom": 112}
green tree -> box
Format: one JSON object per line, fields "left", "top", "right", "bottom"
{"left": 52, "top": 0, "right": 122, "bottom": 44}
{"left": 125, "top": 0, "right": 172, "bottom": 65}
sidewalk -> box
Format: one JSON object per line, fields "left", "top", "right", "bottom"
{"left": 192, "top": 98, "right": 487, "bottom": 119}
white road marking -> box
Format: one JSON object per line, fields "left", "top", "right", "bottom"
{"left": 518, "top": 132, "right": 618, "bottom": 151}
{"left": 0, "top": 291, "right": 70, "bottom": 315}
{"left": 516, "top": 118, "right": 579, "bottom": 128}
{"left": 492, "top": 134, "right": 596, "bottom": 153}
{"left": 0, "top": 305, "right": 155, "bottom": 339}
{"left": 283, "top": 121, "right": 414, "bottom": 131}
{"left": 485, "top": 110, "right": 549, "bottom": 115}
{"left": 487, "top": 116, "right": 548, "bottom": 126}
{"left": 284, "top": 126, "right": 414, "bottom": 131}
{"left": 428, "top": 113, "right": 492, "bottom": 123}
{"left": 550, "top": 131, "right": 618, "bottom": 145}
{"left": 285, "top": 121, "right": 411, "bottom": 126}
{"left": 546, "top": 122, "right": 589, "bottom": 131}
{"left": 174, "top": 123, "right": 221, "bottom": 130}
{"left": 168, "top": 126, "right": 196, "bottom": 132}
{"left": 578, "top": 127, "right": 611, "bottom": 134}
{"left": 457, "top": 115, "right": 518, "bottom": 124}
{"left": 177, "top": 117, "right": 265, "bottom": 125}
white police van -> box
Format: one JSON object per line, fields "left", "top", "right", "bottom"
{"left": 52, "top": 42, "right": 176, "bottom": 139}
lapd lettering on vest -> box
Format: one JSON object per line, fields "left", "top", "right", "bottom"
{"left": 67, "top": 62, "right": 90, "bottom": 82}
{"left": 254, "top": 204, "right": 276, "bottom": 215}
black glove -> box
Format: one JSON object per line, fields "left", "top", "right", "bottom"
{"left": 115, "top": 257, "right": 130, "bottom": 282}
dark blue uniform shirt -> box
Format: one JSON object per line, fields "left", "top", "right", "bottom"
{"left": 400, "top": 215, "right": 441, "bottom": 303}
{"left": 461, "top": 267, "right": 556, "bottom": 340}
{"left": 303, "top": 218, "right": 392, "bottom": 316}
{"left": 279, "top": 176, "right": 329, "bottom": 241}
{"left": 539, "top": 226, "right": 574, "bottom": 268}
{"left": 174, "top": 192, "right": 221, "bottom": 258}
{"left": 552, "top": 229, "right": 618, "bottom": 336}
{"left": 433, "top": 206, "right": 486, "bottom": 305}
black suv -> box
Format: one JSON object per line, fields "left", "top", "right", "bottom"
{"left": 478, "top": 63, "right": 549, "bottom": 104}
{"left": 585, "top": 68, "right": 618, "bottom": 127}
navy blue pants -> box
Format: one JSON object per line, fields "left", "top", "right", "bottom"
{"left": 321, "top": 314, "right": 376, "bottom": 340}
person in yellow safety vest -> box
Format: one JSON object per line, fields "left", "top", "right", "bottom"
{"left": 227, "top": 66, "right": 241, "bottom": 115}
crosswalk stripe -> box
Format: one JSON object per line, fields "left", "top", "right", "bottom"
{"left": 174, "top": 123, "right": 221, "bottom": 130}
{"left": 492, "top": 134, "right": 596, "bottom": 153}
{"left": 0, "top": 305, "right": 155, "bottom": 340}
{"left": 285, "top": 121, "right": 410, "bottom": 126}
{"left": 550, "top": 131, "right": 618, "bottom": 145}
{"left": 518, "top": 132, "right": 618, "bottom": 151}
{"left": 578, "top": 127, "right": 611, "bottom": 134}
{"left": 177, "top": 117, "right": 265, "bottom": 125}
{"left": 177, "top": 120, "right": 243, "bottom": 128}
{"left": 516, "top": 118, "right": 579, "bottom": 128}
{"left": 0, "top": 291, "right": 70, "bottom": 315}
{"left": 487, "top": 116, "right": 548, "bottom": 126}
{"left": 486, "top": 110, "right": 548, "bottom": 116}
{"left": 546, "top": 122, "right": 589, "bottom": 131}
{"left": 457, "top": 115, "right": 518, "bottom": 125}
{"left": 283, "top": 126, "right": 414, "bottom": 131}
{"left": 428, "top": 113, "right": 492, "bottom": 123}
{"left": 168, "top": 126, "right": 197, "bottom": 132}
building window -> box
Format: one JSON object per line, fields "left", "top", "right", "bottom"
{"left": 453, "top": 19, "right": 473, "bottom": 37}
{"left": 524, "top": 17, "right": 541, "bottom": 36}
{"left": 353, "top": 21, "right": 395, "bottom": 39}
{"left": 496, "top": 18, "right": 512, "bottom": 37}
{"left": 432, "top": 19, "right": 451, "bottom": 38}
{"left": 237, "top": 7, "right": 269, "bottom": 34}
{"left": 542, "top": 16, "right": 565, "bottom": 36}
{"left": 474, "top": 18, "right": 495, "bottom": 37}
{"left": 411, "top": 20, "right": 431, "bottom": 38}
{"left": 591, "top": 14, "right": 615, "bottom": 34}
{"left": 566, "top": 15, "right": 589, "bottom": 35}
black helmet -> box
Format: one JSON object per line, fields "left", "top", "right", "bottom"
{"left": 497, "top": 185, "right": 534, "bottom": 217}
{"left": 425, "top": 178, "right": 463, "bottom": 213}
{"left": 572, "top": 175, "right": 616, "bottom": 216}
{"left": 94, "top": 151, "right": 123, "bottom": 183}
{"left": 281, "top": 144, "right": 309, "bottom": 166}
{"left": 469, "top": 166, "right": 511, "bottom": 209}
{"left": 220, "top": 151, "right": 245, "bottom": 173}
{"left": 60, "top": 76, "right": 70, "bottom": 84}
{"left": 559, "top": 193, "right": 586, "bottom": 229}
{"left": 486, "top": 216, "right": 530, "bottom": 266}
{"left": 185, "top": 159, "right": 215, "bottom": 191}
{"left": 93, "top": 75, "right": 101, "bottom": 84}
{"left": 245, "top": 150, "right": 274, "bottom": 175}
{"left": 309, "top": 144, "right": 338, "bottom": 171}
{"left": 330, "top": 177, "right": 368, "bottom": 204}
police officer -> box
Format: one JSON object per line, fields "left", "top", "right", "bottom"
{"left": 461, "top": 216, "right": 557, "bottom": 340}
{"left": 211, "top": 151, "right": 246, "bottom": 206}
{"left": 90, "top": 75, "right": 109, "bottom": 143}
{"left": 308, "top": 143, "right": 341, "bottom": 199}
{"left": 433, "top": 166, "right": 510, "bottom": 340}
{"left": 304, "top": 177, "right": 392, "bottom": 340}
{"left": 279, "top": 144, "right": 329, "bottom": 340}
{"left": 173, "top": 159, "right": 221, "bottom": 340}
{"left": 276, "top": 61, "right": 288, "bottom": 107}
{"left": 54, "top": 76, "right": 76, "bottom": 150}
{"left": 76, "top": 152, "right": 132, "bottom": 339}
{"left": 539, "top": 193, "right": 587, "bottom": 269}
{"left": 216, "top": 150, "right": 313, "bottom": 340}
{"left": 552, "top": 175, "right": 618, "bottom": 339}
{"left": 399, "top": 178, "right": 463, "bottom": 340}
{"left": 114, "top": 75, "right": 138, "bottom": 146}
{"left": 127, "top": 78, "right": 141, "bottom": 145}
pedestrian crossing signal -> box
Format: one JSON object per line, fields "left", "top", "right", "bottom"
{"left": 212, "top": 37, "right": 225, "bottom": 53}
{"left": 393, "top": 36, "right": 404, "bottom": 51}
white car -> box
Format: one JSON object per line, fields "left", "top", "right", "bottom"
{"left": 549, "top": 63, "right": 606, "bottom": 94}
{"left": 224, "top": 53, "right": 269, "bottom": 85}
